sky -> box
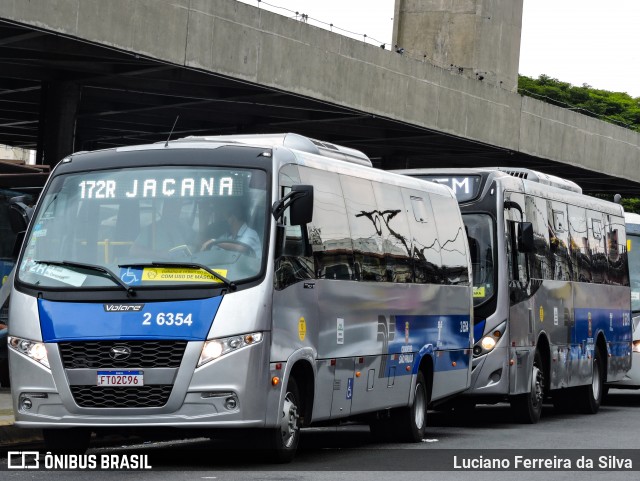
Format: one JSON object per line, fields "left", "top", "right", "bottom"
{"left": 238, "top": 0, "right": 640, "bottom": 97}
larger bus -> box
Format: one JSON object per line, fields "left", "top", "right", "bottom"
{"left": 8, "top": 133, "right": 473, "bottom": 460}
{"left": 394, "top": 167, "right": 632, "bottom": 423}
{"left": 615, "top": 212, "right": 640, "bottom": 388}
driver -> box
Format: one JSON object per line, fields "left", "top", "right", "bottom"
{"left": 201, "top": 197, "right": 261, "bottom": 260}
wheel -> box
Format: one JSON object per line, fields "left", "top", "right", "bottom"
{"left": 576, "top": 346, "right": 604, "bottom": 414}
{"left": 262, "top": 377, "right": 301, "bottom": 463}
{"left": 42, "top": 428, "right": 91, "bottom": 453}
{"left": 203, "top": 239, "right": 255, "bottom": 257}
{"left": 510, "top": 349, "right": 544, "bottom": 424}
{"left": 394, "top": 371, "right": 428, "bottom": 442}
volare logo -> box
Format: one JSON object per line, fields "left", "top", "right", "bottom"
{"left": 8, "top": 451, "right": 40, "bottom": 469}
{"left": 103, "top": 304, "right": 145, "bottom": 312}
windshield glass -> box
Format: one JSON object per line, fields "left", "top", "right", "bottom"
{"left": 18, "top": 166, "right": 267, "bottom": 289}
{"left": 462, "top": 213, "right": 496, "bottom": 306}
{"left": 629, "top": 233, "right": 640, "bottom": 313}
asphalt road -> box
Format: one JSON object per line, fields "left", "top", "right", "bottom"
{"left": 2, "top": 389, "right": 640, "bottom": 481}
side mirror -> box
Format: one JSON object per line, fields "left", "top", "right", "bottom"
{"left": 518, "top": 222, "right": 534, "bottom": 253}
{"left": 9, "top": 196, "right": 33, "bottom": 233}
{"left": 12, "top": 231, "right": 25, "bottom": 258}
{"left": 272, "top": 185, "right": 313, "bottom": 225}
{"left": 289, "top": 185, "right": 313, "bottom": 226}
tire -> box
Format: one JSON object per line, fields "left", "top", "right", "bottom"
{"left": 576, "top": 346, "right": 604, "bottom": 414}
{"left": 262, "top": 377, "right": 301, "bottom": 463}
{"left": 42, "top": 428, "right": 91, "bottom": 453}
{"left": 510, "top": 349, "right": 544, "bottom": 424}
{"left": 393, "top": 371, "right": 428, "bottom": 442}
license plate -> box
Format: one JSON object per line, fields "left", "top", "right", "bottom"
{"left": 97, "top": 370, "right": 144, "bottom": 386}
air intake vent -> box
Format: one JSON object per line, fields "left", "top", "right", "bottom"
{"left": 495, "top": 167, "right": 582, "bottom": 194}
{"left": 177, "top": 133, "right": 372, "bottom": 167}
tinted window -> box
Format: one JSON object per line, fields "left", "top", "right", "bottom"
{"left": 371, "top": 182, "right": 413, "bottom": 283}
{"left": 402, "top": 189, "right": 442, "bottom": 284}
{"left": 431, "top": 193, "right": 469, "bottom": 285}
{"left": 299, "top": 167, "right": 354, "bottom": 280}
{"left": 275, "top": 164, "right": 314, "bottom": 290}
{"left": 341, "top": 176, "right": 385, "bottom": 282}
{"left": 588, "top": 211, "right": 607, "bottom": 284}
{"left": 568, "top": 204, "right": 591, "bottom": 282}
{"left": 526, "top": 195, "right": 552, "bottom": 280}
{"left": 548, "top": 201, "right": 571, "bottom": 281}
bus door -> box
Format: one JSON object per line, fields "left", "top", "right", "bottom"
{"left": 504, "top": 191, "right": 534, "bottom": 393}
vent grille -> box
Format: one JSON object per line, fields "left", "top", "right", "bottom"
{"left": 503, "top": 170, "right": 529, "bottom": 179}
{"left": 58, "top": 341, "right": 187, "bottom": 369}
{"left": 70, "top": 385, "right": 172, "bottom": 408}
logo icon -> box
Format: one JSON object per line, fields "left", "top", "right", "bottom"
{"left": 109, "top": 346, "right": 132, "bottom": 361}
{"left": 8, "top": 451, "right": 39, "bottom": 469}
{"left": 103, "top": 304, "right": 144, "bottom": 312}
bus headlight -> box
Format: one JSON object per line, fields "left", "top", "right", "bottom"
{"left": 473, "top": 321, "right": 507, "bottom": 358}
{"left": 633, "top": 340, "right": 640, "bottom": 353}
{"left": 8, "top": 336, "right": 50, "bottom": 368}
{"left": 198, "top": 332, "right": 263, "bottom": 367}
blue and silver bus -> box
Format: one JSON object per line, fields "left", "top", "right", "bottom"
{"left": 615, "top": 212, "right": 640, "bottom": 388}
{"left": 8, "top": 133, "right": 473, "bottom": 460}
{"left": 395, "top": 167, "right": 632, "bottom": 423}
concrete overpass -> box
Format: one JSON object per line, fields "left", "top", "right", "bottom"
{"left": 0, "top": 0, "right": 638, "bottom": 195}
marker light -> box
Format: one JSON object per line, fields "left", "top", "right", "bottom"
{"left": 198, "top": 332, "right": 264, "bottom": 367}
{"left": 8, "top": 336, "right": 50, "bottom": 368}
{"left": 632, "top": 340, "right": 640, "bottom": 353}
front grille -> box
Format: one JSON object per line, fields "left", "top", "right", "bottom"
{"left": 58, "top": 341, "right": 187, "bottom": 369}
{"left": 70, "top": 385, "right": 173, "bottom": 408}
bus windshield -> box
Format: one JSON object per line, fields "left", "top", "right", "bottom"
{"left": 462, "top": 213, "right": 495, "bottom": 306}
{"left": 629, "top": 233, "right": 640, "bottom": 313}
{"left": 17, "top": 166, "right": 268, "bottom": 290}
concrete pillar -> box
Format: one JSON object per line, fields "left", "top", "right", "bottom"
{"left": 392, "top": 0, "right": 523, "bottom": 92}
{"left": 39, "top": 81, "right": 81, "bottom": 168}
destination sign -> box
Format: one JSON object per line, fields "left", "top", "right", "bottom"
{"left": 418, "top": 175, "right": 482, "bottom": 203}
{"left": 72, "top": 168, "right": 253, "bottom": 200}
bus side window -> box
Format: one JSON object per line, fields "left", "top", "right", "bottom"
{"left": 525, "top": 195, "right": 551, "bottom": 281}
{"left": 607, "top": 215, "right": 628, "bottom": 286}
{"left": 588, "top": 212, "right": 607, "bottom": 284}
{"left": 298, "top": 166, "right": 354, "bottom": 281}
{"left": 568, "top": 204, "right": 590, "bottom": 283}
{"left": 340, "top": 175, "right": 385, "bottom": 282}
{"left": 275, "top": 164, "right": 314, "bottom": 290}
{"left": 403, "top": 190, "right": 442, "bottom": 284}
{"left": 430, "top": 193, "right": 469, "bottom": 285}
{"left": 371, "top": 182, "right": 413, "bottom": 283}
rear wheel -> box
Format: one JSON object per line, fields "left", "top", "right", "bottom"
{"left": 577, "top": 347, "right": 604, "bottom": 414}
{"left": 394, "top": 371, "right": 428, "bottom": 442}
{"left": 510, "top": 349, "right": 544, "bottom": 424}
{"left": 42, "top": 428, "right": 91, "bottom": 453}
{"left": 262, "top": 377, "right": 301, "bottom": 463}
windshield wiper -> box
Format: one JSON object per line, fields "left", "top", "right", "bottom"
{"left": 34, "top": 260, "right": 135, "bottom": 296}
{"left": 118, "top": 261, "right": 236, "bottom": 292}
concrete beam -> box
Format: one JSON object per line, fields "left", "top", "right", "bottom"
{"left": 1, "top": 0, "right": 638, "bottom": 182}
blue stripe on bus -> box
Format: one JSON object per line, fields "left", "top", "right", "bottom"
{"left": 473, "top": 318, "right": 486, "bottom": 344}
{"left": 38, "top": 296, "right": 222, "bottom": 342}
{"left": 572, "top": 308, "right": 632, "bottom": 358}
{"left": 387, "top": 314, "right": 472, "bottom": 374}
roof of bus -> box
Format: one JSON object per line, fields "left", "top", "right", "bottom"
{"left": 59, "top": 134, "right": 458, "bottom": 200}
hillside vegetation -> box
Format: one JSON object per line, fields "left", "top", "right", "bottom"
{"left": 518, "top": 75, "right": 640, "bottom": 132}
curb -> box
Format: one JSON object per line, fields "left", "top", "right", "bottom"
{"left": 0, "top": 423, "right": 42, "bottom": 448}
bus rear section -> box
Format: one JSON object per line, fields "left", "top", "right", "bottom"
{"left": 394, "top": 167, "right": 632, "bottom": 423}
{"left": 8, "top": 133, "right": 473, "bottom": 461}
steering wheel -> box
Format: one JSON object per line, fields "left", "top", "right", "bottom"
{"left": 202, "top": 238, "right": 256, "bottom": 257}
